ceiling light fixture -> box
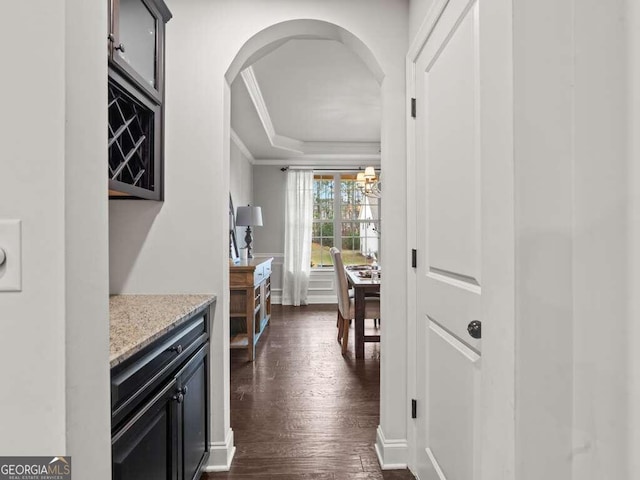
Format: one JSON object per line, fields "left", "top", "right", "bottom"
{"left": 356, "top": 167, "right": 382, "bottom": 198}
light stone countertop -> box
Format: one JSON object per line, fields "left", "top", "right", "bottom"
{"left": 110, "top": 294, "right": 216, "bottom": 368}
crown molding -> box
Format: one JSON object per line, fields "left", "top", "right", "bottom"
{"left": 230, "top": 128, "right": 255, "bottom": 164}
{"left": 253, "top": 155, "right": 381, "bottom": 168}
{"left": 302, "top": 141, "right": 380, "bottom": 155}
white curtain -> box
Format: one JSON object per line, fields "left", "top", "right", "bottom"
{"left": 282, "top": 170, "right": 313, "bottom": 306}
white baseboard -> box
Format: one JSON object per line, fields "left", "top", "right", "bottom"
{"left": 272, "top": 291, "right": 337, "bottom": 306}
{"left": 204, "top": 428, "right": 236, "bottom": 472}
{"left": 375, "top": 425, "right": 409, "bottom": 470}
{"left": 306, "top": 295, "right": 337, "bottom": 304}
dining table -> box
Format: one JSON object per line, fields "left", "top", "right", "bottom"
{"left": 345, "top": 266, "right": 381, "bottom": 358}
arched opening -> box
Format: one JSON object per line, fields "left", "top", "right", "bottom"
{"left": 225, "top": 19, "right": 384, "bottom": 85}
{"left": 217, "top": 18, "right": 392, "bottom": 473}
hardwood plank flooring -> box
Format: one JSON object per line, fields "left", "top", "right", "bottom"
{"left": 203, "top": 304, "right": 414, "bottom": 480}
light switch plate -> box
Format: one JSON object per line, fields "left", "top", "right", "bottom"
{"left": 0, "top": 220, "right": 22, "bottom": 291}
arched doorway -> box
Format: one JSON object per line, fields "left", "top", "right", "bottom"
{"left": 209, "top": 17, "right": 410, "bottom": 473}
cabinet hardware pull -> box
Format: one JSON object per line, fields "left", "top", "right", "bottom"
{"left": 169, "top": 344, "right": 183, "bottom": 354}
{"left": 172, "top": 392, "right": 184, "bottom": 403}
{"left": 108, "top": 33, "right": 115, "bottom": 42}
{"left": 115, "top": 43, "right": 126, "bottom": 53}
{"left": 172, "top": 386, "right": 188, "bottom": 403}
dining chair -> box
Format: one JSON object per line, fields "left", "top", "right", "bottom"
{"left": 330, "top": 247, "right": 381, "bottom": 355}
{"left": 329, "top": 247, "right": 358, "bottom": 344}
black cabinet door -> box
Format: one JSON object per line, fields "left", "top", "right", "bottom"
{"left": 176, "top": 344, "right": 210, "bottom": 480}
{"left": 112, "top": 379, "right": 179, "bottom": 480}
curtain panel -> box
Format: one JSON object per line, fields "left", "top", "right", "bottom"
{"left": 282, "top": 170, "right": 313, "bottom": 306}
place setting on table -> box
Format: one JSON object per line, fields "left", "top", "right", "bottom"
{"left": 345, "top": 264, "right": 381, "bottom": 283}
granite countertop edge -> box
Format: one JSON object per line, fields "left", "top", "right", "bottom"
{"left": 110, "top": 294, "right": 216, "bottom": 368}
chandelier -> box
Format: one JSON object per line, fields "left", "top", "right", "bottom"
{"left": 356, "top": 166, "right": 382, "bottom": 198}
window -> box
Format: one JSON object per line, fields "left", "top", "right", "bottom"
{"left": 311, "top": 173, "right": 380, "bottom": 268}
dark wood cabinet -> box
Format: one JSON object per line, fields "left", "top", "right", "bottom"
{"left": 176, "top": 346, "right": 209, "bottom": 480}
{"left": 111, "top": 310, "right": 211, "bottom": 480}
{"left": 108, "top": 0, "right": 171, "bottom": 200}
{"left": 112, "top": 380, "right": 178, "bottom": 480}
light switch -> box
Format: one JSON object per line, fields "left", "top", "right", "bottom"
{"left": 0, "top": 220, "right": 22, "bottom": 292}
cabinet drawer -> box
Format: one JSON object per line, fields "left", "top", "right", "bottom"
{"left": 253, "top": 265, "right": 265, "bottom": 286}
{"left": 230, "top": 270, "right": 253, "bottom": 286}
{"left": 111, "top": 315, "right": 206, "bottom": 426}
{"left": 263, "top": 262, "right": 272, "bottom": 278}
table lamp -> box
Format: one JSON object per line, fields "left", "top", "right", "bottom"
{"left": 236, "top": 205, "right": 263, "bottom": 259}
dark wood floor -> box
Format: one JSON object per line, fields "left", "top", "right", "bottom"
{"left": 203, "top": 304, "right": 414, "bottom": 480}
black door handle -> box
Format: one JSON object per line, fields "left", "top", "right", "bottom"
{"left": 467, "top": 320, "right": 481, "bottom": 339}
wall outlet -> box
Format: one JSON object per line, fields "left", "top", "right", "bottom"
{"left": 0, "top": 220, "right": 22, "bottom": 291}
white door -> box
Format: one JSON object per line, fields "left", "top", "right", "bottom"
{"left": 412, "top": 0, "right": 514, "bottom": 478}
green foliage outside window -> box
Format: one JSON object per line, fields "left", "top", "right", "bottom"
{"left": 311, "top": 173, "right": 379, "bottom": 267}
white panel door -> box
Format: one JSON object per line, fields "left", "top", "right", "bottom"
{"left": 412, "top": 0, "right": 513, "bottom": 478}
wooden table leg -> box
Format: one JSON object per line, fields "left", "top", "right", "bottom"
{"left": 355, "top": 287, "right": 365, "bottom": 359}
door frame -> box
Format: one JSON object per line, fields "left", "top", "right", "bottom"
{"left": 406, "top": 0, "right": 516, "bottom": 477}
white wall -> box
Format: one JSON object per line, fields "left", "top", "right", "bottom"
{"left": 109, "top": 0, "right": 409, "bottom": 469}
{"left": 628, "top": 5, "right": 640, "bottom": 480}
{"left": 0, "top": 0, "right": 67, "bottom": 455}
{"left": 512, "top": 1, "right": 635, "bottom": 479}
{"left": 230, "top": 141, "right": 254, "bottom": 244}
{"left": 252, "top": 166, "right": 285, "bottom": 255}
{"left": 0, "top": 1, "right": 110, "bottom": 478}
{"left": 64, "top": 0, "right": 112, "bottom": 477}
{"left": 513, "top": 1, "right": 632, "bottom": 479}
{"left": 629, "top": 3, "right": 640, "bottom": 478}
{"left": 252, "top": 166, "right": 285, "bottom": 300}
{"left": 572, "top": 1, "right": 628, "bottom": 478}
{"left": 513, "top": 1, "right": 574, "bottom": 478}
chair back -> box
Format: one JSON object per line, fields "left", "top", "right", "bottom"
{"left": 330, "top": 247, "right": 351, "bottom": 318}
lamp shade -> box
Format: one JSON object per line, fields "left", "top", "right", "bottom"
{"left": 236, "top": 206, "right": 263, "bottom": 227}
{"left": 364, "top": 166, "right": 376, "bottom": 179}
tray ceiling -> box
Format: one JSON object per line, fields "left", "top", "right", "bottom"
{"left": 231, "top": 39, "right": 381, "bottom": 164}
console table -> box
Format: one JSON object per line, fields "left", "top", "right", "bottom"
{"left": 229, "top": 257, "right": 273, "bottom": 361}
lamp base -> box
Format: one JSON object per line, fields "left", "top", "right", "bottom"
{"left": 244, "top": 226, "right": 253, "bottom": 259}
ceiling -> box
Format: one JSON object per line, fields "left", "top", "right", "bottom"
{"left": 230, "top": 39, "right": 381, "bottom": 166}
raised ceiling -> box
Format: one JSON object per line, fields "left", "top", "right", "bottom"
{"left": 230, "top": 39, "right": 381, "bottom": 165}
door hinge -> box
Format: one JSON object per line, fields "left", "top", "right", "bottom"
{"left": 411, "top": 249, "right": 417, "bottom": 268}
{"left": 411, "top": 98, "right": 417, "bottom": 118}
{"left": 411, "top": 399, "right": 417, "bottom": 419}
